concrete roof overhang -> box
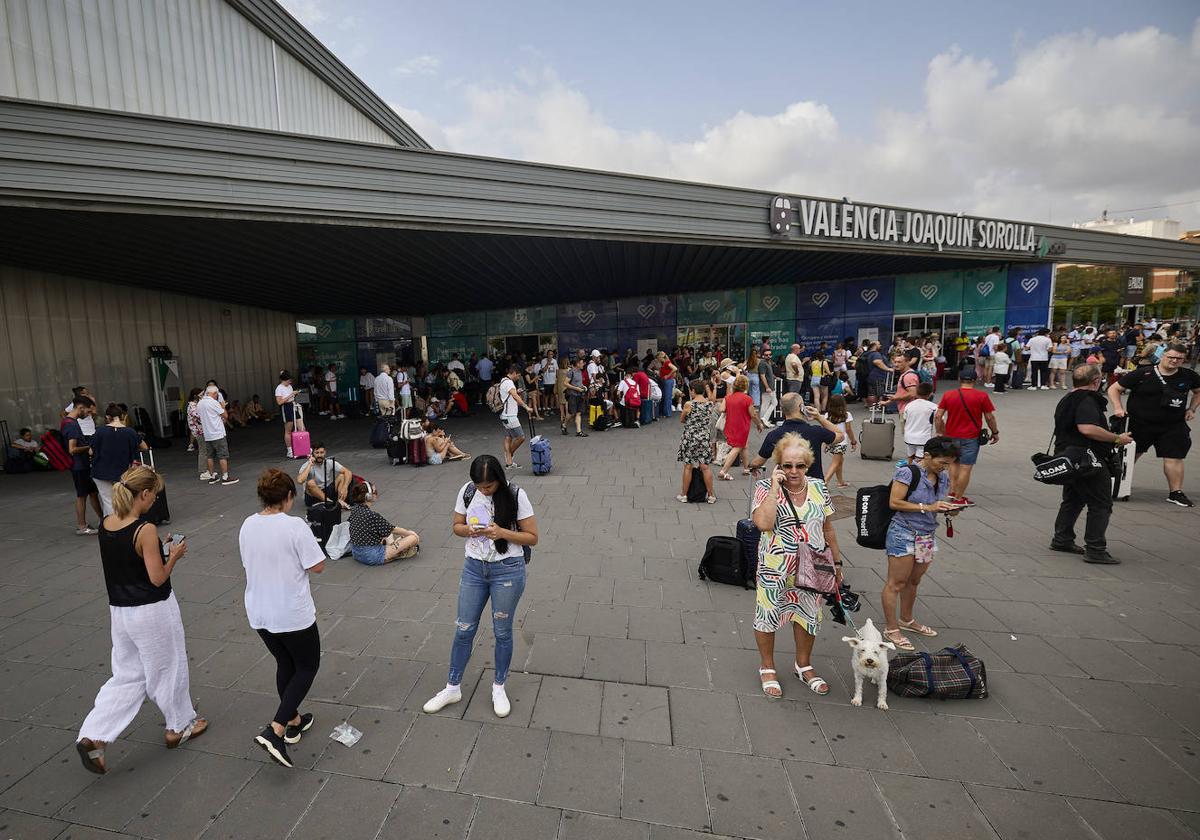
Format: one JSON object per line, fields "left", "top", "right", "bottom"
{"left": 1, "top": 99, "right": 1197, "bottom": 315}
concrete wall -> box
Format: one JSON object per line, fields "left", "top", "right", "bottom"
{"left": 0, "top": 265, "right": 297, "bottom": 433}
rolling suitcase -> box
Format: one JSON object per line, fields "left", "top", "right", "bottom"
{"left": 735, "top": 476, "right": 761, "bottom": 578}
{"left": 772, "top": 379, "right": 784, "bottom": 422}
{"left": 307, "top": 501, "right": 340, "bottom": 549}
{"left": 291, "top": 404, "right": 311, "bottom": 459}
{"left": 859, "top": 404, "right": 895, "bottom": 461}
{"left": 1110, "top": 415, "right": 1135, "bottom": 501}
{"left": 408, "top": 436, "right": 428, "bottom": 466}
{"left": 370, "top": 418, "right": 391, "bottom": 448}
{"left": 136, "top": 450, "right": 170, "bottom": 525}
{"left": 529, "top": 417, "right": 552, "bottom": 475}
{"left": 387, "top": 424, "right": 408, "bottom": 465}
{"left": 40, "top": 429, "right": 71, "bottom": 470}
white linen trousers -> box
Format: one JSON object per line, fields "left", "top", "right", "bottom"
{"left": 78, "top": 592, "right": 196, "bottom": 741}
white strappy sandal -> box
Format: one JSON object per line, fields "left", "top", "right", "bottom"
{"left": 795, "top": 664, "right": 829, "bottom": 695}
{"left": 758, "top": 668, "right": 782, "bottom": 699}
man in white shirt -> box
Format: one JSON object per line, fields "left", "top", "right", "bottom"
{"left": 541, "top": 353, "right": 558, "bottom": 411}
{"left": 63, "top": 386, "right": 97, "bottom": 437}
{"left": 198, "top": 385, "right": 239, "bottom": 485}
{"left": 374, "top": 364, "right": 396, "bottom": 416}
{"left": 586, "top": 350, "right": 604, "bottom": 388}
{"left": 498, "top": 365, "right": 530, "bottom": 469}
{"left": 358, "top": 367, "right": 374, "bottom": 413}
{"left": 324, "top": 363, "right": 344, "bottom": 420}
{"left": 447, "top": 354, "right": 466, "bottom": 375}
{"left": 1025, "top": 328, "right": 1054, "bottom": 389}
{"left": 475, "top": 355, "right": 494, "bottom": 406}
{"left": 982, "top": 328, "right": 1002, "bottom": 388}
{"left": 902, "top": 383, "right": 938, "bottom": 460}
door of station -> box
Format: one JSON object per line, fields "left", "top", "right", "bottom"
{"left": 486, "top": 333, "right": 557, "bottom": 359}
{"left": 893, "top": 312, "right": 961, "bottom": 339}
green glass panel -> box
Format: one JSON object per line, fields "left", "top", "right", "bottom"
{"left": 746, "top": 286, "right": 795, "bottom": 322}
{"left": 961, "top": 266, "right": 1008, "bottom": 311}
{"left": 747, "top": 320, "right": 795, "bottom": 352}
{"left": 961, "top": 308, "right": 1006, "bottom": 341}
{"left": 487, "top": 306, "right": 558, "bottom": 335}
{"left": 296, "top": 318, "right": 355, "bottom": 344}
{"left": 297, "top": 342, "right": 356, "bottom": 394}
{"left": 428, "top": 311, "right": 487, "bottom": 338}
{"left": 677, "top": 289, "right": 747, "bottom": 324}
{"left": 893, "top": 271, "right": 964, "bottom": 315}
{"left": 428, "top": 335, "right": 487, "bottom": 363}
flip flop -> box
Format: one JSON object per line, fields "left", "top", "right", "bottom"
{"left": 899, "top": 620, "right": 938, "bottom": 637}
{"left": 884, "top": 629, "right": 915, "bottom": 651}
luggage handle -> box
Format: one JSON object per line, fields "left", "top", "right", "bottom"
{"left": 940, "top": 645, "right": 978, "bottom": 699}
{"left": 917, "top": 651, "right": 935, "bottom": 698}
{"left": 138, "top": 449, "right": 156, "bottom": 470}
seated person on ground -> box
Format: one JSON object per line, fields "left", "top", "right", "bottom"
{"left": 297, "top": 444, "right": 351, "bottom": 509}
{"left": 424, "top": 425, "right": 470, "bottom": 465}
{"left": 347, "top": 481, "right": 420, "bottom": 566}
{"left": 447, "top": 389, "right": 470, "bottom": 417}
{"left": 226, "top": 400, "right": 248, "bottom": 427}
{"left": 11, "top": 427, "right": 39, "bottom": 455}
{"left": 244, "top": 394, "right": 272, "bottom": 422}
{"left": 426, "top": 396, "right": 447, "bottom": 420}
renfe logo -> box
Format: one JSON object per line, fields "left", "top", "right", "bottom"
{"left": 769, "top": 196, "right": 792, "bottom": 235}
{"left": 577, "top": 310, "right": 596, "bottom": 325}
{"left": 513, "top": 310, "right": 528, "bottom": 328}
{"left": 811, "top": 292, "right": 830, "bottom": 308}
{"left": 920, "top": 284, "right": 938, "bottom": 300}
{"left": 1020, "top": 277, "right": 1039, "bottom": 294}
{"left": 860, "top": 288, "right": 879, "bottom": 305}
{"left": 636, "top": 304, "right": 656, "bottom": 319}
{"left": 762, "top": 295, "right": 781, "bottom": 312}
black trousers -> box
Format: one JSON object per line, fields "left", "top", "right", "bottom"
{"left": 994, "top": 372, "right": 1009, "bottom": 393}
{"left": 1031, "top": 360, "right": 1050, "bottom": 387}
{"left": 1052, "top": 466, "right": 1112, "bottom": 551}
{"left": 256, "top": 622, "right": 321, "bottom": 727}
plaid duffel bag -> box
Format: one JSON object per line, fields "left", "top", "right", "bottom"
{"left": 886, "top": 644, "right": 988, "bottom": 699}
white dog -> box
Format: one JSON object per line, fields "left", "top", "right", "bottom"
{"left": 842, "top": 618, "right": 895, "bottom": 710}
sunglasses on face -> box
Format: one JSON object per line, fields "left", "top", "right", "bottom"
{"left": 779, "top": 463, "right": 809, "bottom": 470}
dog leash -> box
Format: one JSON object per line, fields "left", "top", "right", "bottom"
{"left": 833, "top": 584, "right": 862, "bottom": 637}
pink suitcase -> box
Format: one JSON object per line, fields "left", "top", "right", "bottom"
{"left": 291, "top": 404, "right": 311, "bottom": 458}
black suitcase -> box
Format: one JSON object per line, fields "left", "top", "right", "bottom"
{"left": 370, "top": 418, "right": 391, "bottom": 448}
{"left": 735, "top": 518, "right": 760, "bottom": 578}
{"left": 307, "top": 501, "right": 341, "bottom": 549}
{"left": 686, "top": 468, "right": 708, "bottom": 503}
{"left": 387, "top": 434, "right": 408, "bottom": 465}
{"left": 137, "top": 451, "right": 170, "bottom": 525}
{"left": 697, "top": 536, "right": 752, "bottom": 589}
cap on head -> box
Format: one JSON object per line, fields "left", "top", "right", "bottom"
{"left": 958, "top": 367, "right": 977, "bottom": 381}
{"left": 591, "top": 349, "right": 601, "bottom": 357}
{"left": 206, "top": 385, "right": 219, "bottom": 395}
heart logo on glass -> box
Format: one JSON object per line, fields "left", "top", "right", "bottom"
{"left": 316, "top": 324, "right": 332, "bottom": 338}
{"left": 762, "top": 295, "right": 781, "bottom": 312}
{"left": 577, "top": 310, "right": 596, "bottom": 326}
{"left": 976, "top": 282, "right": 994, "bottom": 297}
{"left": 860, "top": 288, "right": 879, "bottom": 305}
{"left": 811, "top": 292, "right": 830, "bottom": 308}
{"left": 636, "top": 304, "right": 656, "bottom": 319}
{"left": 920, "top": 285, "right": 938, "bottom": 300}
{"left": 1021, "top": 277, "right": 1039, "bottom": 293}
{"left": 447, "top": 319, "right": 463, "bottom": 333}
{"left": 703, "top": 300, "right": 721, "bottom": 314}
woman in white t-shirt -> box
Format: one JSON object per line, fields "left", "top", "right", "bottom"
{"left": 395, "top": 367, "right": 413, "bottom": 412}
{"left": 275, "top": 371, "right": 297, "bottom": 458}
{"left": 239, "top": 469, "right": 326, "bottom": 768}
{"left": 423, "top": 456, "right": 538, "bottom": 719}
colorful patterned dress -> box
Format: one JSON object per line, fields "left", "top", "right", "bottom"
{"left": 676, "top": 400, "right": 716, "bottom": 465}
{"left": 751, "top": 477, "right": 835, "bottom": 634}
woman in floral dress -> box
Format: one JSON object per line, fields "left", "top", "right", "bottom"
{"left": 676, "top": 379, "right": 716, "bottom": 504}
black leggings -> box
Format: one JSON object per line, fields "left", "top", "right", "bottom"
{"left": 256, "top": 622, "right": 321, "bottom": 727}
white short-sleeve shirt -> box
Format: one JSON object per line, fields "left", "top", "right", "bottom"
{"left": 499, "top": 377, "right": 520, "bottom": 419}
{"left": 239, "top": 512, "right": 326, "bottom": 633}
{"left": 454, "top": 481, "right": 534, "bottom": 561}
{"left": 275, "top": 383, "right": 294, "bottom": 404}
{"left": 197, "top": 396, "right": 226, "bottom": 441}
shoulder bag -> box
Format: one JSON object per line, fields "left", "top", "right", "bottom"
{"left": 957, "top": 391, "right": 991, "bottom": 445}
{"left": 780, "top": 485, "right": 838, "bottom": 594}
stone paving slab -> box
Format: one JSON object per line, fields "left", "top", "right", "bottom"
{"left": 0, "top": 391, "right": 1198, "bottom": 838}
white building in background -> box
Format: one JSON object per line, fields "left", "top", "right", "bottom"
{"left": 1073, "top": 216, "right": 1181, "bottom": 240}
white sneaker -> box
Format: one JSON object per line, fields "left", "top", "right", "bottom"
{"left": 492, "top": 684, "right": 511, "bottom": 718}
{"left": 984, "top": 383, "right": 995, "bottom": 388}
{"left": 1040, "top": 386, "right": 1050, "bottom": 390}
{"left": 286, "top": 449, "right": 293, "bottom": 459}
{"left": 422, "top": 685, "right": 462, "bottom": 713}
{"left": 199, "top": 472, "right": 214, "bottom": 481}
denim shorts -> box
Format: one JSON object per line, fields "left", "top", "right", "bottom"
{"left": 502, "top": 417, "right": 523, "bottom": 438}
{"left": 955, "top": 436, "right": 980, "bottom": 466}
{"left": 429, "top": 452, "right": 444, "bottom": 465}
{"left": 885, "top": 520, "right": 937, "bottom": 560}
{"left": 352, "top": 544, "right": 387, "bottom": 566}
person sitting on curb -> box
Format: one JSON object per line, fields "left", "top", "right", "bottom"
{"left": 297, "top": 444, "right": 351, "bottom": 509}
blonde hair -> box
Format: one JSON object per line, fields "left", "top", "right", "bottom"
{"left": 110, "top": 465, "right": 162, "bottom": 517}
{"left": 771, "top": 432, "right": 814, "bottom": 467}
{"left": 733, "top": 374, "right": 749, "bottom": 393}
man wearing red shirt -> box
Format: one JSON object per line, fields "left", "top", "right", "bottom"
{"left": 633, "top": 366, "right": 652, "bottom": 425}
{"left": 934, "top": 368, "right": 999, "bottom": 505}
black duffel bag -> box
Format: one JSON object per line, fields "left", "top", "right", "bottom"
{"left": 887, "top": 644, "right": 988, "bottom": 699}
{"left": 1031, "top": 444, "right": 1103, "bottom": 485}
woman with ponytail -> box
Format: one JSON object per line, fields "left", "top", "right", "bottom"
{"left": 91, "top": 403, "right": 149, "bottom": 515}
{"left": 422, "top": 455, "right": 538, "bottom": 719}
{"left": 75, "top": 465, "right": 205, "bottom": 775}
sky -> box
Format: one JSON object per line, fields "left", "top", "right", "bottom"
{"left": 280, "top": 0, "right": 1200, "bottom": 232}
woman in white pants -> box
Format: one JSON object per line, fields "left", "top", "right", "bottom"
{"left": 76, "top": 465, "right": 206, "bottom": 774}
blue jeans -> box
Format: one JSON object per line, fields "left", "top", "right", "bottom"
{"left": 661, "top": 378, "right": 675, "bottom": 418}
{"left": 640, "top": 399, "right": 653, "bottom": 425}
{"left": 448, "top": 556, "right": 526, "bottom": 686}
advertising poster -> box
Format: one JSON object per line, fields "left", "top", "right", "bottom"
{"left": 618, "top": 295, "right": 677, "bottom": 328}
{"left": 1007, "top": 263, "right": 1055, "bottom": 314}
{"left": 297, "top": 343, "right": 356, "bottom": 395}
{"left": 355, "top": 317, "right": 412, "bottom": 339}
{"left": 796, "top": 317, "right": 845, "bottom": 347}
{"left": 487, "top": 306, "right": 558, "bottom": 335}
{"left": 747, "top": 320, "right": 795, "bottom": 353}
{"left": 843, "top": 276, "right": 896, "bottom": 320}
{"left": 961, "top": 266, "right": 1008, "bottom": 312}
{"left": 557, "top": 299, "right": 618, "bottom": 332}
{"left": 747, "top": 285, "right": 796, "bottom": 323}
{"left": 893, "top": 270, "right": 963, "bottom": 315}
{"left": 1005, "top": 307, "right": 1051, "bottom": 338}
{"left": 616, "top": 327, "right": 674, "bottom": 357}
{"left": 961, "top": 308, "right": 1006, "bottom": 341}
{"left": 428, "top": 311, "right": 487, "bottom": 338}
{"left": 794, "top": 281, "right": 846, "bottom": 320}
{"left": 296, "top": 318, "right": 355, "bottom": 344}
{"left": 677, "top": 289, "right": 747, "bottom": 325}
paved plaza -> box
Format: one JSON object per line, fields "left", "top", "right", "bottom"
{"left": 1, "top": 389, "right": 1198, "bottom": 840}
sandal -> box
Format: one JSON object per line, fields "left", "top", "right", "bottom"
{"left": 76, "top": 738, "right": 106, "bottom": 774}
{"left": 165, "top": 717, "right": 208, "bottom": 749}
{"left": 742, "top": 469, "right": 752, "bottom": 476}
{"left": 705, "top": 495, "right": 717, "bottom": 504}
{"left": 899, "top": 620, "right": 938, "bottom": 637}
{"left": 884, "top": 628, "right": 915, "bottom": 651}
{"left": 717, "top": 472, "right": 734, "bottom": 481}
{"left": 759, "top": 668, "right": 782, "bottom": 699}
{"left": 794, "top": 665, "right": 829, "bottom": 695}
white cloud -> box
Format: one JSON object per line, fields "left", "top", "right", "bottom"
{"left": 391, "top": 55, "right": 441, "bottom": 77}
{"left": 278, "top": 0, "right": 328, "bottom": 28}
{"left": 395, "top": 20, "right": 1200, "bottom": 230}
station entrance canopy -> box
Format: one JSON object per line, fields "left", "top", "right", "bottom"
{"left": 0, "top": 97, "right": 1197, "bottom": 317}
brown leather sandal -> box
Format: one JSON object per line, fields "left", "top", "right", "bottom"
{"left": 165, "top": 717, "right": 208, "bottom": 749}
{"left": 76, "top": 738, "right": 106, "bottom": 774}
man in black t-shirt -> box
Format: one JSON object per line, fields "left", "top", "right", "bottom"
{"left": 747, "top": 393, "right": 843, "bottom": 480}
{"left": 1107, "top": 344, "right": 1200, "bottom": 507}
{"left": 1051, "top": 364, "right": 1133, "bottom": 564}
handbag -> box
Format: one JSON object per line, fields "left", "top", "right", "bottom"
{"left": 957, "top": 391, "right": 990, "bottom": 445}
{"left": 781, "top": 487, "right": 838, "bottom": 595}
{"left": 887, "top": 644, "right": 988, "bottom": 699}
{"left": 1030, "top": 429, "right": 1103, "bottom": 485}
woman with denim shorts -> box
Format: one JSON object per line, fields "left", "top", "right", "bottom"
{"left": 347, "top": 482, "right": 420, "bottom": 565}
{"left": 880, "top": 436, "right": 962, "bottom": 651}
{"left": 423, "top": 455, "right": 538, "bottom": 719}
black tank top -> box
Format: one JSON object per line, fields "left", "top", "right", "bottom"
{"left": 99, "top": 520, "right": 171, "bottom": 607}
